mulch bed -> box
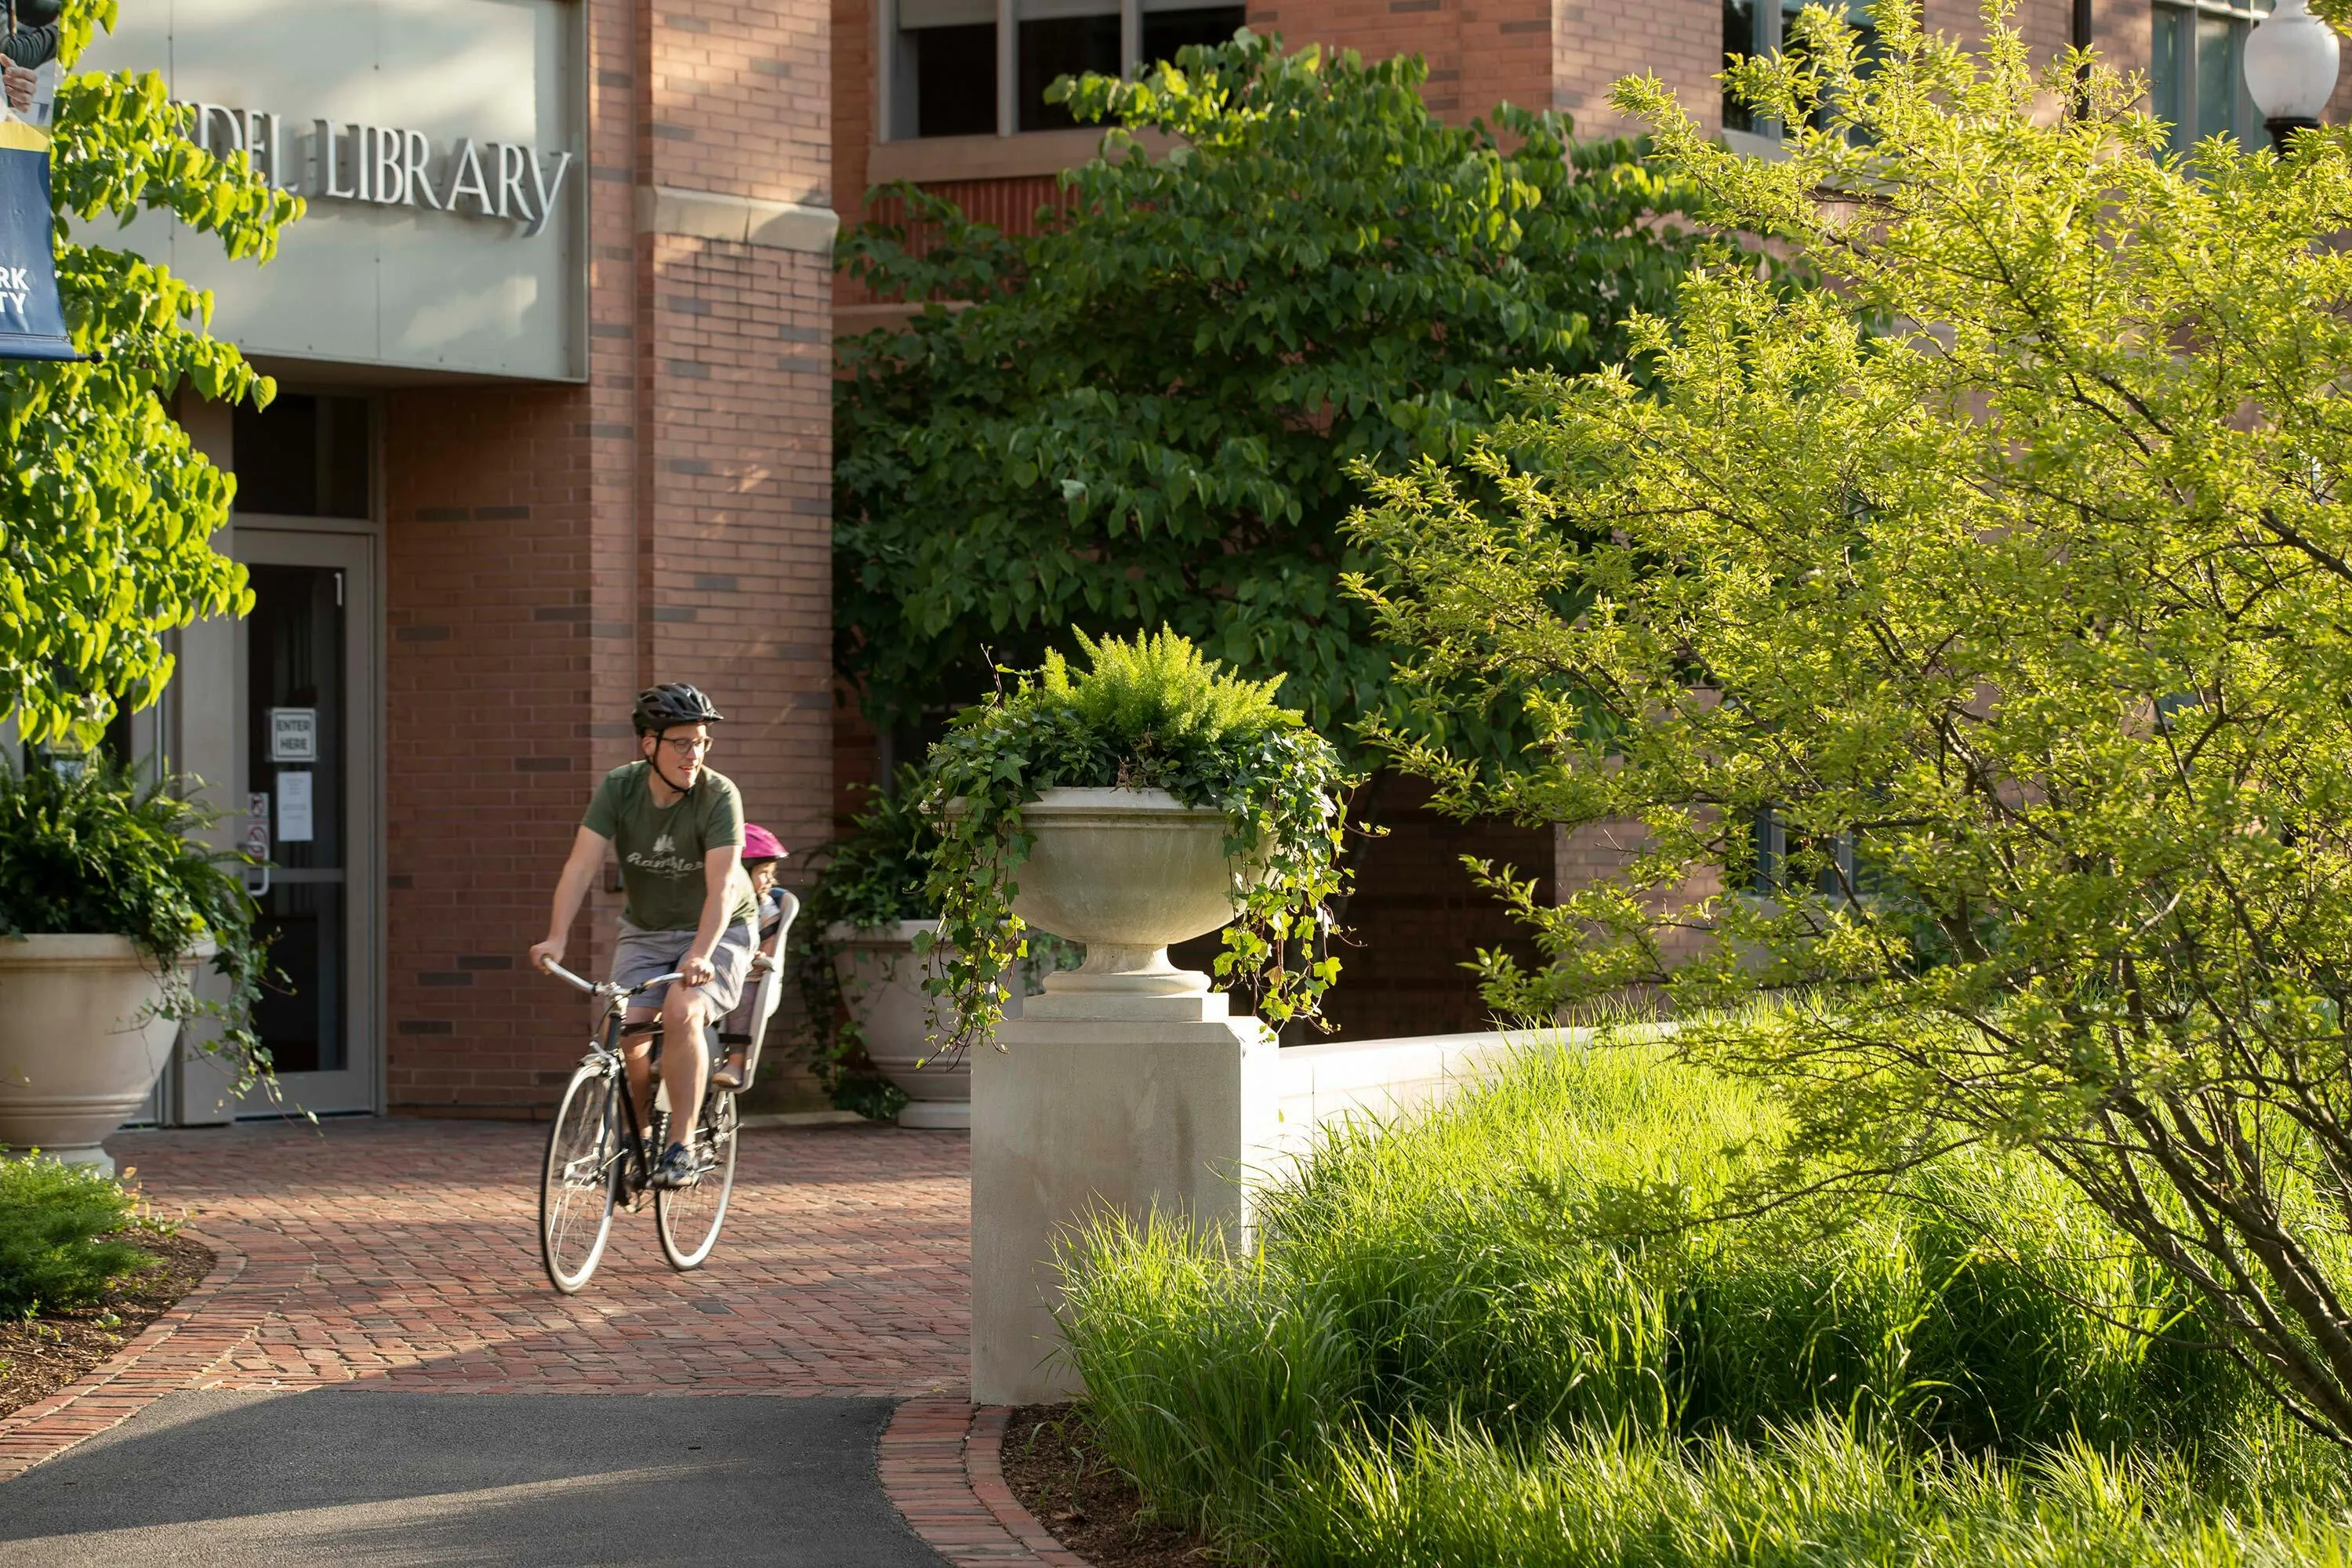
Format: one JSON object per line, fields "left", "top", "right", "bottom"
{"left": 0, "top": 1230, "right": 216, "bottom": 1421}
{"left": 1000, "top": 1403, "right": 1235, "bottom": 1567}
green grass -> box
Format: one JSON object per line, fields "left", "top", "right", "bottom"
{"left": 1058, "top": 1043, "right": 2352, "bottom": 1566}
{"left": 0, "top": 1152, "right": 154, "bottom": 1317}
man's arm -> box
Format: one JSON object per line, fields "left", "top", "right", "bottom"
{"left": 530, "top": 826, "right": 611, "bottom": 972}
{"left": 678, "top": 844, "right": 742, "bottom": 987}
{"left": 1, "top": 24, "right": 58, "bottom": 70}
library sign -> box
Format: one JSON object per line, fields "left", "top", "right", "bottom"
{"left": 186, "top": 104, "right": 574, "bottom": 238}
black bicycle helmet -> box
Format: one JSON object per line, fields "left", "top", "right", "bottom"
{"left": 632, "top": 682, "right": 724, "bottom": 735}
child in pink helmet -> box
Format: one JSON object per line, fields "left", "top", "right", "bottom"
{"left": 712, "top": 824, "right": 789, "bottom": 1089}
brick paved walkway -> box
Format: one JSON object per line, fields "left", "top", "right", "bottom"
{"left": 0, "top": 1116, "right": 1088, "bottom": 1565}
{"left": 102, "top": 1116, "right": 974, "bottom": 1396}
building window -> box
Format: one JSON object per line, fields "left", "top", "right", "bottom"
{"left": 1018, "top": 0, "right": 1120, "bottom": 132}
{"left": 1747, "top": 808, "right": 1894, "bottom": 902}
{"left": 891, "top": 0, "right": 1000, "bottom": 139}
{"left": 884, "top": 0, "right": 1247, "bottom": 141}
{"left": 1723, "top": 1, "right": 1878, "bottom": 138}
{"left": 2151, "top": 0, "right": 2273, "bottom": 154}
{"left": 232, "top": 394, "right": 372, "bottom": 520}
{"left": 1142, "top": 2, "right": 1244, "bottom": 66}
{"left": 1723, "top": 0, "right": 1773, "bottom": 134}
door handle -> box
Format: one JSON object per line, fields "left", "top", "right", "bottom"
{"left": 244, "top": 865, "right": 273, "bottom": 898}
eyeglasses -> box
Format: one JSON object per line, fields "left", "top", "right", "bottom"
{"left": 656, "top": 734, "right": 715, "bottom": 755}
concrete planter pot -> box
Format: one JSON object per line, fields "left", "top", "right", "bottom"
{"left": 0, "top": 935, "right": 205, "bottom": 1175}
{"left": 829, "top": 919, "right": 1010, "bottom": 1131}
{"left": 1011, "top": 787, "right": 1250, "bottom": 996}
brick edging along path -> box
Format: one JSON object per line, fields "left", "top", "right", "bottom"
{"left": 0, "top": 1218, "right": 307, "bottom": 1480}
{"left": 877, "top": 1397, "right": 1093, "bottom": 1568}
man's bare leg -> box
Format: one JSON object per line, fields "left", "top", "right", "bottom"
{"left": 659, "top": 984, "right": 710, "bottom": 1148}
{"left": 622, "top": 1007, "right": 660, "bottom": 1150}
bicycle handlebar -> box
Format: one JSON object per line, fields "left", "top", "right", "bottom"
{"left": 535, "top": 956, "right": 686, "bottom": 1000}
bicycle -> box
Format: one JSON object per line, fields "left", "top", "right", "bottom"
{"left": 534, "top": 895, "right": 796, "bottom": 1291}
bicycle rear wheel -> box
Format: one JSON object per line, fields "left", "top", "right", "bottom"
{"left": 541, "top": 1061, "right": 620, "bottom": 1293}
{"left": 655, "top": 1093, "right": 739, "bottom": 1270}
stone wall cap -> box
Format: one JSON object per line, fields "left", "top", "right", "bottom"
{"left": 635, "top": 185, "right": 840, "bottom": 253}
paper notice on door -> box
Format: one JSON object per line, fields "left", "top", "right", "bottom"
{"left": 278, "top": 771, "right": 314, "bottom": 842}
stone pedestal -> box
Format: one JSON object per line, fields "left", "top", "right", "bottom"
{"left": 971, "top": 988, "right": 1277, "bottom": 1405}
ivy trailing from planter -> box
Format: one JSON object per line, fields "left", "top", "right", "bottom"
{"left": 917, "top": 630, "right": 1352, "bottom": 1049}
{"left": 0, "top": 759, "right": 276, "bottom": 1096}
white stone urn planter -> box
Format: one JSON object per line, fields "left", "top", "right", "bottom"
{"left": 0, "top": 935, "right": 205, "bottom": 1175}
{"left": 1009, "top": 787, "right": 1252, "bottom": 996}
{"left": 829, "top": 919, "right": 1027, "bottom": 1131}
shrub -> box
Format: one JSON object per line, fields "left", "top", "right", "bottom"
{"left": 0, "top": 1153, "right": 153, "bottom": 1316}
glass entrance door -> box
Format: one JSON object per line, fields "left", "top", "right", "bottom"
{"left": 235, "top": 530, "right": 379, "bottom": 1115}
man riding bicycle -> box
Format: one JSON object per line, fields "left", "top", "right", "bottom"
{"left": 530, "top": 683, "right": 757, "bottom": 1191}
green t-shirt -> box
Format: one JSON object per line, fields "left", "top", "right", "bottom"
{"left": 583, "top": 762, "right": 758, "bottom": 932}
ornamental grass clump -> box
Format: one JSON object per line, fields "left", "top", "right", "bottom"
{"left": 917, "top": 628, "right": 1351, "bottom": 1047}
{"left": 1058, "top": 1044, "right": 2352, "bottom": 1565}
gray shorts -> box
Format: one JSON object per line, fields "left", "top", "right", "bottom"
{"left": 611, "top": 919, "right": 757, "bottom": 1016}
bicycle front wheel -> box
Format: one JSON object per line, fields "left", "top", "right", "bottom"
{"left": 541, "top": 1061, "right": 620, "bottom": 1293}
{"left": 655, "top": 1093, "right": 739, "bottom": 1270}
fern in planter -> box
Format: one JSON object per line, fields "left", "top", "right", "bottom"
{"left": 0, "top": 759, "right": 275, "bottom": 1094}
{"left": 917, "top": 630, "right": 1353, "bottom": 1049}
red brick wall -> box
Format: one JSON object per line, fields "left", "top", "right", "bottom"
{"left": 1319, "top": 777, "right": 1555, "bottom": 1040}
{"left": 383, "top": 0, "right": 833, "bottom": 1116}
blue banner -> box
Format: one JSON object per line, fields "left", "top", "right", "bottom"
{"left": 0, "top": 118, "right": 75, "bottom": 361}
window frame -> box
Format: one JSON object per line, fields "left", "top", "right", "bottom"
{"left": 2150, "top": 0, "right": 2275, "bottom": 154}
{"left": 880, "top": 0, "right": 1132, "bottom": 142}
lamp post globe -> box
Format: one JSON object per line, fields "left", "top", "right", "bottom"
{"left": 2245, "top": 0, "right": 2342, "bottom": 149}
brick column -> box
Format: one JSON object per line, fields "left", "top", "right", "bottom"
{"left": 382, "top": 0, "right": 834, "bottom": 1116}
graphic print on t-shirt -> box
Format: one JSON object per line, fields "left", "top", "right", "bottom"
{"left": 582, "top": 762, "right": 757, "bottom": 931}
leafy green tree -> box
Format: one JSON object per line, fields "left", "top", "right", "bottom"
{"left": 834, "top": 33, "right": 1697, "bottom": 747}
{"left": 1351, "top": 2, "right": 2352, "bottom": 1443}
{"left": 2, "top": 0, "right": 298, "bottom": 745}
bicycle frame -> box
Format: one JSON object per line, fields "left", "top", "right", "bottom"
{"left": 540, "top": 958, "right": 686, "bottom": 1197}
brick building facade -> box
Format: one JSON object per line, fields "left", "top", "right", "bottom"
{"left": 373, "top": 2, "right": 837, "bottom": 1114}
{"left": 92, "top": 0, "right": 2346, "bottom": 1119}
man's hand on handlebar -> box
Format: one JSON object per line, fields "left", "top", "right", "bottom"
{"left": 530, "top": 938, "right": 566, "bottom": 974}
{"left": 680, "top": 952, "right": 716, "bottom": 987}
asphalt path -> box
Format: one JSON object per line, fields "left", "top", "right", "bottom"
{"left": 0, "top": 1391, "right": 943, "bottom": 1566}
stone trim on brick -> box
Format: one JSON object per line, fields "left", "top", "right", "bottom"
{"left": 636, "top": 184, "right": 840, "bottom": 252}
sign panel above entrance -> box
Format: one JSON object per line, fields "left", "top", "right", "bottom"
{"left": 90, "top": 0, "right": 585, "bottom": 383}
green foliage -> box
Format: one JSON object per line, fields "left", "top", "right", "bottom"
{"left": 790, "top": 768, "right": 935, "bottom": 1112}
{"left": 918, "top": 630, "right": 1351, "bottom": 1045}
{"left": 833, "top": 32, "right": 1699, "bottom": 750}
{"left": 0, "top": 759, "right": 273, "bottom": 1090}
{"left": 1061, "top": 1045, "right": 2351, "bottom": 1566}
{"left": 2, "top": 0, "right": 300, "bottom": 746}
{"left": 1038, "top": 632, "right": 1289, "bottom": 754}
{"left": 1348, "top": 2, "right": 2352, "bottom": 1441}
{"left": 0, "top": 1152, "right": 152, "bottom": 1316}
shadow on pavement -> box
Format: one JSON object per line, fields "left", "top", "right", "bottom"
{"left": 0, "top": 1389, "right": 941, "bottom": 1566}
